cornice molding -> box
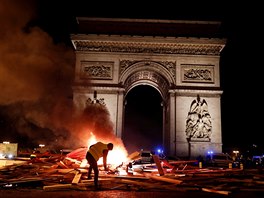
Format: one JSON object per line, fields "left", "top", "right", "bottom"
{"left": 71, "top": 35, "right": 226, "bottom": 56}
{"left": 169, "top": 89, "right": 223, "bottom": 97}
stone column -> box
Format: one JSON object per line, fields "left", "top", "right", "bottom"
{"left": 116, "top": 89, "right": 125, "bottom": 138}
{"left": 168, "top": 91, "right": 176, "bottom": 156}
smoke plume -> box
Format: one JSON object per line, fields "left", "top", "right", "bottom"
{"left": 0, "top": 0, "right": 124, "bottom": 151}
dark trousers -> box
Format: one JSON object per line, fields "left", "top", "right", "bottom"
{"left": 86, "top": 152, "right": 99, "bottom": 187}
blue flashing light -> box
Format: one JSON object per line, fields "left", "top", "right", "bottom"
{"left": 157, "top": 149, "right": 161, "bottom": 153}
{"left": 156, "top": 148, "right": 163, "bottom": 154}
{"left": 207, "top": 151, "right": 213, "bottom": 155}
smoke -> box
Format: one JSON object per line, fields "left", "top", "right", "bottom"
{"left": 1, "top": 1, "right": 71, "bottom": 103}
{"left": 0, "top": 0, "right": 123, "bottom": 151}
{"left": 0, "top": 0, "right": 77, "bottom": 148}
{"left": 69, "top": 103, "right": 115, "bottom": 146}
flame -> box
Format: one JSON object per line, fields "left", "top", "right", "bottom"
{"left": 86, "top": 131, "right": 129, "bottom": 168}
{"left": 87, "top": 132, "right": 97, "bottom": 147}
{"left": 107, "top": 144, "right": 128, "bottom": 167}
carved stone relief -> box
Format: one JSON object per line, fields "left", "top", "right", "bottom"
{"left": 120, "top": 60, "right": 176, "bottom": 78}
{"left": 74, "top": 41, "right": 223, "bottom": 56}
{"left": 80, "top": 61, "right": 113, "bottom": 79}
{"left": 86, "top": 91, "right": 105, "bottom": 106}
{"left": 124, "top": 70, "right": 169, "bottom": 95}
{"left": 185, "top": 95, "right": 212, "bottom": 142}
{"left": 181, "top": 64, "right": 214, "bottom": 83}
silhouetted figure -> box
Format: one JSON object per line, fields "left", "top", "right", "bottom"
{"left": 86, "top": 142, "right": 113, "bottom": 189}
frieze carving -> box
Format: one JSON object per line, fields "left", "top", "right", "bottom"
{"left": 74, "top": 41, "right": 223, "bottom": 56}
{"left": 124, "top": 71, "right": 169, "bottom": 96}
{"left": 80, "top": 61, "right": 113, "bottom": 79}
{"left": 185, "top": 95, "right": 212, "bottom": 142}
{"left": 181, "top": 64, "right": 214, "bottom": 83}
{"left": 120, "top": 60, "right": 176, "bottom": 78}
{"left": 161, "top": 61, "right": 176, "bottom": 78}
{"left": 120, "top": 60, "right": 138, "bottom": 74}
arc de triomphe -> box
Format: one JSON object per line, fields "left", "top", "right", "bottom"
{"left": 71, "top": 18, "right": 226, "bottom": 158}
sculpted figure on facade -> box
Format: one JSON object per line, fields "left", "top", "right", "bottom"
{"left": 185, "top": 95, "right": 212, "bottom": 141}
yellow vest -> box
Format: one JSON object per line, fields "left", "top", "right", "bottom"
{"left": 88, "top": 142, "right": 108, "bottom": 161}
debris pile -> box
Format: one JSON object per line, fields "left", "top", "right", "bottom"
{"left": 1, "top": 151, "right": 264, "bottom": 195}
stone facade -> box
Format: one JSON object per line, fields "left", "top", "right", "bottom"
{"left": 71, "top": 23, "right": 226, "bottom": 158}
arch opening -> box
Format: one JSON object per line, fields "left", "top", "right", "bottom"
{"left": 122, "top": 85, "right": 163, "bottom": 154}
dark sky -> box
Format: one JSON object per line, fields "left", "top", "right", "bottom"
{"left": 0, "top": 0, "right": 263, "bottom": 153}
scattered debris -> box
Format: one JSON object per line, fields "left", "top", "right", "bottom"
{"left": 1, "top": 151, "right": 264, "bottom": 195}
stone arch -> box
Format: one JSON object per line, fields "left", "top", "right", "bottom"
{"left": 119, "top": 60, "right": 175, "bottom": 99}
{"left": 71, "top": 21, "right": 226, "bottom": 158}
{"left": 119, "top": 61, "right": 171, "bottom": 152}
{"left": 124, "top": 70, "right": 169, "bottom": 100}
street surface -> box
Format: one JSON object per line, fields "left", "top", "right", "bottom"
{"left": 1, "top": 188, "right": 264, "bottom": 198}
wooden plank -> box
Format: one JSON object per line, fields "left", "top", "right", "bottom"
{"left": 43, "top": 184, "right": 88, "bottom": 191}
{"left": 43, "top": 184, "right": 72, "bottom": 191}
{"left": 40, "top": 168, "right": 58, "bottom": 175}
{"left": 146, "top": 174, "right": 183, "bottom": 185}
{"left": 255, "top": 181, "right": 264, "bottom": 185}
{"left": 81, "top": 178, "right": 113, "bottom": 183}
{"left": 102, "top": 175, "right": 148, "bottom": 180}
{"left": 72, "top": 172, "right": 82, "bottom": 184}
{"left": 57, "top": 161, "right": 69, "bottom": 169}
{"left": 152, "top": 155, "right": 164, "bottom": 176}
{"left": 192, "top": 173, "right": 226, "bottom": 177}
{"left": 202, "top": 187, "right": 231, "bottom": 195}
{"left": 168, "top": 160, "right": 198, "bottom": 165}
{"left": 57, "top": 168, "right": 76, "bottom": 174}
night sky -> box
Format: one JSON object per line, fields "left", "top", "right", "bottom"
{"left": 0, "top": 0, "right": 263, "bottom": 154}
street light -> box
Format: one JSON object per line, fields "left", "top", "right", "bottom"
{"left": 233, "top": 150, "right": 239, "bottom": 156}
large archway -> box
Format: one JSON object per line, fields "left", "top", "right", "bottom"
{"left": 122, "top": 85, "right": 163, "bottom": 154}
{"left": 71, "top": 19, "right": 226, "bottom": 158}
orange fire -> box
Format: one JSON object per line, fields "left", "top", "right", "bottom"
{"left": 87, "top": 132, "right": 129, "bottom": 168}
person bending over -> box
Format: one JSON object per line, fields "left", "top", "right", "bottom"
{"left": 86, "top": 142, "right": 114, "bottom": 189}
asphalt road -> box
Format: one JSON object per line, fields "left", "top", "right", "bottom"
{"left": 1, "top": 158, "right": 264, "bottom": 198}
{"left": 1, "top": 188, "right": 264, "bottom": 198}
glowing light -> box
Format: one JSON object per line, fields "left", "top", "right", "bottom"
{"left": 39, "top": 144, "right": 45, "bottom": 148}
{"left": 86, "top": 131, "right": 129, "bottom": 168}
{"left": 107, "top": 145, "right": 128, "bottom": 167}
{"left": 233, "top": 150, "right": 239, "bottom": 156}
{"left": 156, "top": 148, "right": 163, "bottom": 154}
{"left": 80, "top": 159, "right": 87, "bottom": 168}
{"left": 7, "top": 154, "right": 13, "bottom": 159}
{"left": 3, "top": 141, "right": 9, "bottom": 144}
{"left": 87, "top": 132, "right": 97, "bottom": 147}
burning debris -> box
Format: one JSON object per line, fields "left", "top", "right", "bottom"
{"left": 1, "top": 150, "right": 264, "bottom": 195}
